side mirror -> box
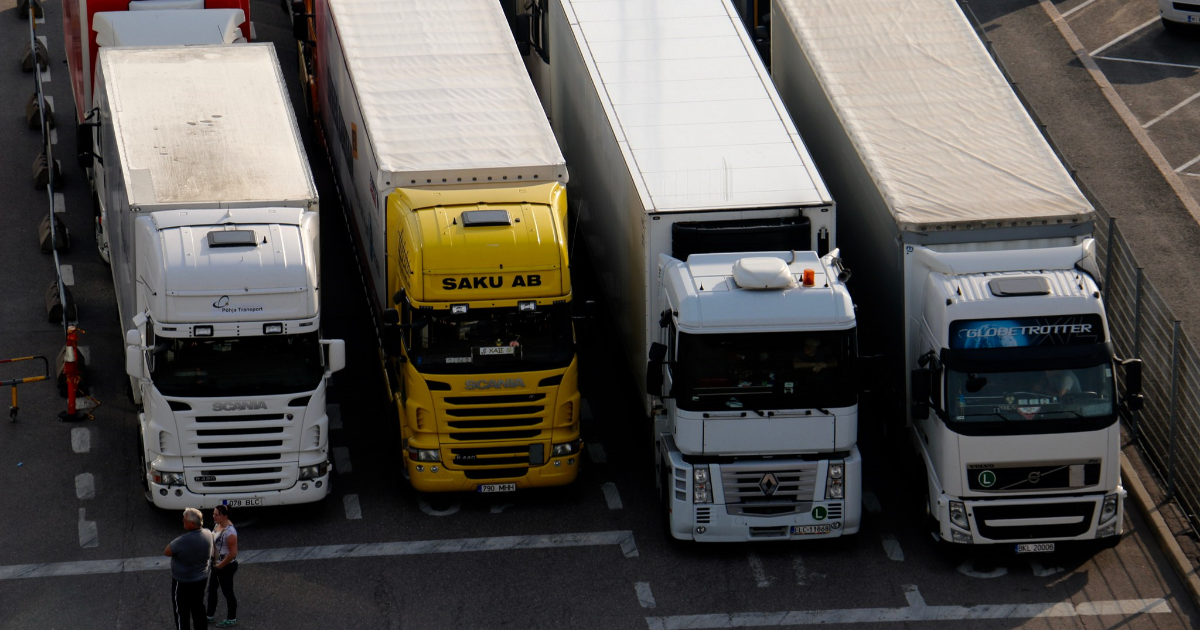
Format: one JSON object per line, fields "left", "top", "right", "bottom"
{"left": 322, "top": 339, "right": 346, "bottom": 375}
{"left": 646, "top": 342, "right": 668, "bottom": 397}
{"left": 382, "top": 327, "right": 403, "bottom": 357}
{"left": 76, "top": 122, "right": 101, "bottom": 170}
{"left": 1122, "top": 358, "right": 1144, "bottom": 411}
{"left": 125, "top": 345, "right": 144, "bottom": 379}
{"left": 383, "top": 308, "right": 400, "bottom": 325}
{"left": 514, "top": 12, "right": 532, "bottom": 56}
{"left": 911, "top": 367, "right": 932, "bottom": 420}
{"left": 125, "top": 329, "right": 141, "bottom": 346}
{"left": 292, "top": 13, "right": 311, "bottom": 41}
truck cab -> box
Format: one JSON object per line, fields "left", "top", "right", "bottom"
{"left": 386, "top": 182, "right": 582, "bottom": 492}
{"left": 908, "top": 240, "right": 1136, "bottom": 548}
{"left": 650, "top": 251, "right": 861, "bottom": 541}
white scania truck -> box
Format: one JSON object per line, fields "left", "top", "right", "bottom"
{"left": 769, "top": 0, "right": 1144, "bottom": 550}
{"left": 530, "top": 0, "right": 861, "bottom": 541}
{"left": 83, "top": 44, "right": 345, "bottom": 509}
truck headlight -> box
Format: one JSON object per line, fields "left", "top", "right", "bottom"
{"left": 153, "top": 470, "right": 184, "bottom": 486}
{"left": 299, "top": 461, "right": 329, "bottom": 480}
{"left": 552, "top": 440, "right": 582, "bottom": 457}
{"left": 825, "top": 461, "right": 845, "bottom": 499}
{"left": 408, "top": 447, "right": 441, "bottom": 462}
{"left": 1099, "top": 493, "right": 1118, "bottom": 524}
{"left": 949, "top": 500, "right": 970, "bottom": 531}
{"left": 693, "top": 465, "right": 713, "bottom": 504}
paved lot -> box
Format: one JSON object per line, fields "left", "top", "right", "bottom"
{"left": 1, "top": 1, "right": 1199, "bottom": 628}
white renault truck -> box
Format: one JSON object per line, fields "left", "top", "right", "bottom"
{"left": 83, "top": 44, "right": 344, "bottom": 509}
{"left": 532, "top": 0, "right": 861, "bottom": 541}
{"left": 769, "top": 0, "right": 1144, "bottom": 550}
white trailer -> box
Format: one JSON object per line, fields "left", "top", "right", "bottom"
{"left": 770, "top": 0, "right": 1143, "bottom": 550}
{"left": 85, "top": 44, "right": 345, "bottom": 509}
{"left": 540, "top": 0, "right": 861, "bottom": 542}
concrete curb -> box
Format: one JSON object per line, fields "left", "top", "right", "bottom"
{"left": 1121, "top": 453, "right": 1200, "bottom": 610}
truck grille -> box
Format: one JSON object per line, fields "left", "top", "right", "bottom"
{"left": 434, "top": 390, "right": 554, "bottom": 478}
{"left": 967, "top": 462, "right": 1101, "bottom": 492}
{"left": 180, "top": 407, "right": 304, "bottom": 493}
{"left": 721, "top": 462, "right": 819, "bottom": 515}
{"left": 974, "top": 501, "right": 1095, "bottom": 540}
{"left": 185, "top": 464, "right": 297, "bottom": 493}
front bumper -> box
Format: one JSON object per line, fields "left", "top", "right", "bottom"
{"left": 404, "top": 453, "right": 581, "bottom": 492}
{"left": 664, "top": 446, "right": 863, "bottom": 542}
{"left": 935, "top": 486, "right": 1126, "bottom": 545}
{"left": 148, "top": 471, "right": 331, "bottom": 510}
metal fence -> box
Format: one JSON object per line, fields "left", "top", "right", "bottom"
{"left": 1097, "top": 217, "right": 1200, "bottom": 524}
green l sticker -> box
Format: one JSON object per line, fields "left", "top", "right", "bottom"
{"left": 812, "top": 505, "right": 828, "bottom": 521}
{"left": 978, "top": 470, "right": 997, "bottom": 488}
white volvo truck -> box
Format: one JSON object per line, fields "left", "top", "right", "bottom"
{"left": 84, "top": 44, "right": 345, "bottom": 509}
{"left": 769, "top": 0, "right": 1143, "bottom": 550}
{"left": 531, "top": 0, "right": 861, "bottom": 541}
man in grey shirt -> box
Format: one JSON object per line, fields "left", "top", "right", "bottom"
{"left": 165, "top": 507, "right": 214, "bottom": 630}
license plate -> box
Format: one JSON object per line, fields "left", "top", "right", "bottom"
{"left": 222, "top": 498, "right": 263, "bottom": 508}
{"left": 478, "top": 346, "right": 515, "bottom": 356}
{"left": 477, "top": 483, "right": 517, "bottom": 493}
{"left": 790, "top": 525, "right": 831, "bottom": 535}
{"left": 1015, "top": 542, "right": 1055, "bottom": 553}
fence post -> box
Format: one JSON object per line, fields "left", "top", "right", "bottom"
{"left": 1103, "top": 217, "right": 1116, "bottom": 311}
{"left": 1131, "top": 267, "right": 1143, "bottom": 442}
{"left": 1166, "top": 320, "right": 1181, "bottom": 499}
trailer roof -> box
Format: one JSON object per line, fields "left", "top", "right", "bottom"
{"left": 99, "top": 44, "right": 315, "bottom": 207}
{"left": 326, "top": 0, "right": 566, "bottom": 184}
{"left": 775, "top": 0, "right": 1093, "bottom": 230}
{"left": 561, "top": 0, "right": 830, "bottom": 212}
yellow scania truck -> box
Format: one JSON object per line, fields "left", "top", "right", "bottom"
{"left": 292, "top": 0, "right": 582, "bottom": 493}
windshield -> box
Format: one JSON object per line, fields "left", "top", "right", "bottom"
{"left": 409, "top": 304, "right": 574, "bottom": 374}
{"left": 947, "top": 363, "right": 1115, "bottom": 425}
{"left": 674, "top": 330, "right": 856, "bottom": 412}
{"left": 150, "top": 332, "right": 324, "bottom": 397}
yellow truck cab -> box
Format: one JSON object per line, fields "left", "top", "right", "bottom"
{"left": 389, "top": 183, "right": 582, "bottom": 491}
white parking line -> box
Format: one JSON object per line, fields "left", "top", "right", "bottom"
{"left": 70, "top": 427, "right": 90, "bottom": 453}
{"left": 60, "top": 265, "right": 74, "bottom": 286}
{"left": 602, "top": 482, "right": 623, "bottom": 509}
{"left": 0, "top": 530, "right": 639, "bottom": 580}
{"left": 791, "top": 555, "right": 808, "bottom": 586}
{"left": 643, "top": 585, "right": 1170, "bottom": 629}
{"left": 417, "top": 498, "right": 461, "bottom": 517}
{"left": 75, "top": 473, "right": 94, "bottom": 500}
{"left": 77, "top": 509, "right": 98, "bottom": 549}
{"left": 332, "top": 447, "right": 352, "bottom": 474}
{"left": 1142, "top": 89, "right": 1200, "bottom": 129}
{"left": 588, "top": 443, "right": 607, "bottom": 463}
{"left": 342, "top": 494, "right": 362, "bottom": 520}
{"left": 1095, "top": 56, "right": 1200, "bottom": 71}
{"left": 636, "top": 582, "right": 657, "bottom": 609}
{"left": 489, "top": 502, "right": 514, "bottom": 514}
{"left": 1089, "top": 17, "right": 1158, "bottom": 58}
{"left": 1060, "top": 0, "right": 1099, "bottom": 18}
{"left": 957, "top": 560, "right": 1007, "bottom": 579}
{"left": 327, "top": 404, "right": 341, "bottom": 430}
{"left": 881, "top": 535, "right": 904, "bottom": 562}
{"left": 1031, "top": 560, "right": 1064, "bottom": 577}
{"left": 747, "top": 551, "right": 771, "bottom": 587}
{"left": 1174, "top": 152, "right": 1200, "bottom": 174}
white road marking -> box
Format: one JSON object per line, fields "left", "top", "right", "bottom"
{"left": 636, "top": 582, "right": 657, "bottom": 609}
{"left": 489, "top": 502, "right": 514, "bottom": 514}
{"left": 643, "top": 585, "right": 1170, "bottom": 629}
{"left": 417, "top": 498, "right": 461, "bottom": 517}
{"left": 587, "top": 443, "right": 607, "bottom": 463}
{"left": 747, "top": 551, "right": 771, "bottom": 587}
{"left": 332, "top": 446, "right": 352, "bottom": 474}
{"left": 342, "top": 494, "right": 362, "bottom": 520}
{"left": 602, "top": 482, "right": 623, "bottom": 509}
{"left": 1060, "top": 0, "right": 1099, "bottom": 18}
{"left": 41, "top": 68, "right": 51, "bottom": 82}
{"left": 70, "top": 427, "right": 90, "bottom": 453}
{"left": 881, "top": 535, "right": 904, "bottom": 562}
{"left": 60, "top": 264, "right": 74, "bottom": 286}
{"left": 50, "top": 128, "right": 57, "bottom": 146}
{"left": 1174, "top": 152, "right": 1200, "bottom": 174}
{"left": 1095, "top": 56, "right": 1200, "bottom": 71}
{"left": 957, "top": 560, "right": 1008, "bottom": 579}
{"left": 54, "top": 192, "right": 64, "bottom": 214}
{"left": 1089, "top": 17, "right": 1159, "bottom": 58}
{"left": 1142, "top": 88, "right": 1200, "bottom": 129}
{"left": 327, "top": 404, "right": 341, "bottom": 430}
{"left": 862, "top": 491, "right": 881, "bottom": 514}
{"left": 791, "top": 555, "right": 808, "bottom": 586}
{"left": 0, "top": 530, "right": 639, "bottom": 580}
{"left": 75, "top": 473, "right": 94, "bottom": 500}
{"left": 77, "top": 509, "right": 98, "bottom": 549}
{"left": 1031, "top": 560, "right": 1064, "bottom": 577}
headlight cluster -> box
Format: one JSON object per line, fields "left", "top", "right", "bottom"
{"left": 408, "top": 447, "right": 441, "bottom": 462}
{"left": 825, "top": 461, "right": 845, "bottom": 499}
{"left": 552, "top": 440, "right": 582, "bottom": 457}
{"left": 153, "top": 470, "right": 184, "bottom": 486}
{"left": 949, "top": 500, "right": 970, "bottom": 530}
{"left": 1099, "top": 493, "right": 1119, "bottom": 524}
{"left": 299, "top": 461, "right": 329, "bottom": 480}
{"left": 693, "top": 465, "right": 713, "bottom": 504}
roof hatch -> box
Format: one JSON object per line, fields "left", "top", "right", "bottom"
{"left": 207, "top": 230, "right": 257, "bottom": 248}
{"left": 460, "top": 209, "right": 511, "bottom": 227}
{"left": 988, "top": 276, "right": 1050, "bottom": 297}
